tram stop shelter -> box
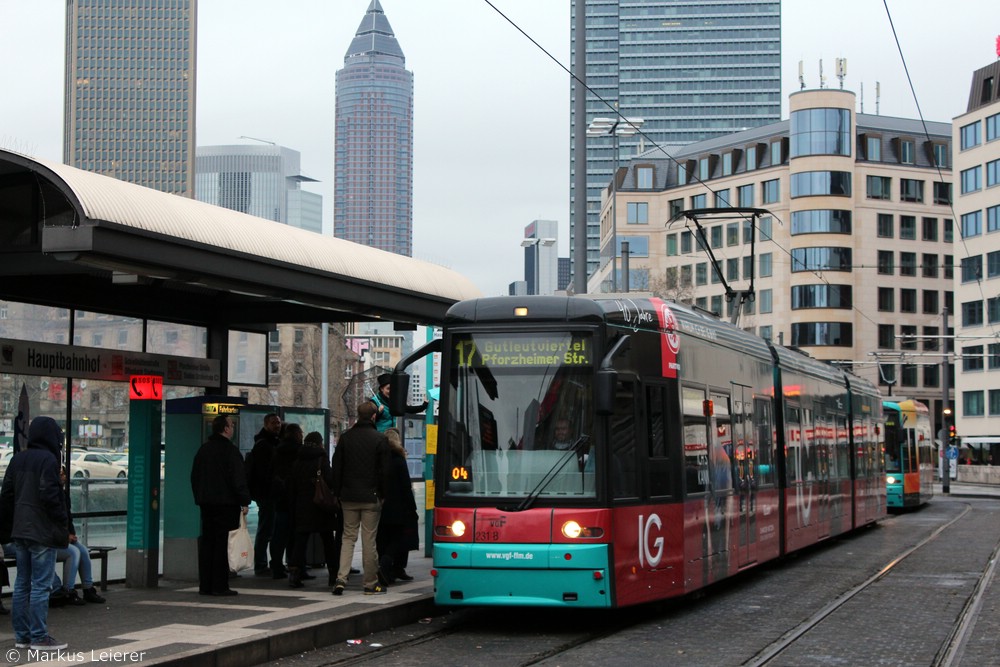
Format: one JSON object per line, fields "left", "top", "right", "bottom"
{"left": 0, "top": 149, "right": 481, "bottom": 586}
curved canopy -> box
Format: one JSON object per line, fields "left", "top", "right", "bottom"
{"left": 0, "top": 150, "right": 480, "bottom": 329}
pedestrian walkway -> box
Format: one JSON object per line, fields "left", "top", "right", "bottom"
{"left": 933, "top": 480, "right": 1000, "bottom": 498}
{"left": 0, "top": 555, "right": 435, "bottom": 667}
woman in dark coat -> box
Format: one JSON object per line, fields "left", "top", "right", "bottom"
{"left": 287, "top": 431, "right": 340, "bottom": 588}
{"left": 375, "top": 428, "right": 418, "bottom": 583}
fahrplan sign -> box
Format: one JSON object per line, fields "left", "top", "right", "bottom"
{"left": 0, "top": 337, "right": 220, "bottom": 387}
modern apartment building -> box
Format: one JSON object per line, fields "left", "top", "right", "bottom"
{"left": 196, "top": 144, "right": 323, "bottom": 233}
{"left": 570, "top": 0, "right": 781, "bottom": 282}
{"left": 523, "top": 220, "right": 560, "bottom": 296}
{"left": 64, "top": 0, "right": 196, "bottom": 196}
{"left": 334, "top": 0, "right": 414, "bottom": 256}
{"left": 596, "top": 88, "right": 955, "bottom": 418}
{"left": 952, "top": 61, "right": 1000, "bottom": 439}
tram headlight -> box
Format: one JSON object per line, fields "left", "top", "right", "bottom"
{"left": 886, "top": 475, "right": 897, "bottom": 485}
{"left": 562, "top": 521, "right": 582, "bottom": 538}
{"left": 450, "top": 520, "right": 466, "bottom": 537}
{"left": 560, "top": 520, "right": 605, "bottom": 539}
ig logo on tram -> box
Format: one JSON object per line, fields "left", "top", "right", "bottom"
{"left": 638, "top": 513, "right": 664, "bottom": 568}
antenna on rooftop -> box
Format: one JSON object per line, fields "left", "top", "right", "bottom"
{"left": 835, "top": 58, "right": 847, "bottom": 89}
{"left": 239, "top": 136, "right": 276, "bottom": 145}
{"left": 798, "top": 60, "right": 805, "bottom": 90}
{"left": 819, "top": 60, "right": 826, "bottom": 89}
{"left": 861, "top": 82, "right": 865, "bottom": 113}
{"left": 876, "top": 81, "right": 881, "bottom": 115}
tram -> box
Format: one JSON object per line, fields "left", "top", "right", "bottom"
{"left": 882, "top": 399, "right": 935, "bottom": 509}
{"left": 389, "top": 296, "right": 885, "bottom": 608}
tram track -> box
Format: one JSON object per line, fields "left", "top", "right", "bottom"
{"left": 741, "top": 502, "right": 999, "bottom": 667}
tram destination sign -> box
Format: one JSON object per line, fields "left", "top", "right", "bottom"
{"left": 0, "top": 337, "right": 221, "bottom": 387}
{"left": 454, "top": 335, "right": 593, "bottom": 368}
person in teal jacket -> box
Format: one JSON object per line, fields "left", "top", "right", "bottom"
{"left": 370, "top": 374, "right": 428, "bottom": 433}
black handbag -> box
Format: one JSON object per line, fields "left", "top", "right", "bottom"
{"left": 313, "top": 466, "right": 340, "bottom": 513}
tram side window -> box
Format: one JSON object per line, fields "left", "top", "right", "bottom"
{"left": 710, "top": 392, "right": 734, "bottom": 493}
{"left": 786, "top": 406, "right": 801, "bottom": 483}
{"left": 754, "top": 398, "right": 775, "bottom": 486}
{"left": 836, "top": 416, "right": 850, "bottom": 480}
{"left": 646, "top": 384, "right": 674, "bottom": 498}
{"left": 611, "top": 381, "right": 638, "bottom": 499}
{"left": 682, "top": 386, "right": 709, "bottom": 494}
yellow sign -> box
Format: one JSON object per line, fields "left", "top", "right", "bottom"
{"left": 454, "top": 337, "right": 592, "bottom": 368}
{"left": 202, "top": 403, "right": 242, "bottom": 415}
{"left": 426, "top": 424, "right": 438, "bottom": 455}
{"left": 425, "top": 480, "right": 435, "bottom": 510}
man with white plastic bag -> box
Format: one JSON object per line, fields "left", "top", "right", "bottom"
{"left": 191, "top": 415, "right": 251, "bottom": 596}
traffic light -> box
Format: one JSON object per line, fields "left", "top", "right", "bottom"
{"left": 949, "top": 424, "right": 958, "bottom": 447}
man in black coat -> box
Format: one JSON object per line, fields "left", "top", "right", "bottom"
{"left": 190, "top": 415, "right": 251, "bottom": 596}
{"left": 0, "top": 416, "right": 69, "bottom": 651}
{"left": 247, "top": 413, "right": 281, "bottom": 575}
{"left": 330, "top": 402, "right": 390, "bottom": 595}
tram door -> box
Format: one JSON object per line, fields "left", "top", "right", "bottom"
{"left": 732, "top": 384, "right": 757, "bottom": 567}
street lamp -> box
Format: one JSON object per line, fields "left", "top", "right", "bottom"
{"left": 587, "top": 116, "right": 644, "bottom": 292}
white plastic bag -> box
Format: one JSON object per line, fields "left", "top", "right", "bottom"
{"left": 227, "top": 513, "right": 254, "bottom": 573}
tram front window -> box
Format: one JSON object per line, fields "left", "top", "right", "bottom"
{"left": 441, "top": 332, "right": 595, "bottom": 500}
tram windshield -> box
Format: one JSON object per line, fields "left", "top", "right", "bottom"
{"left": 440, "top": 331, "right": 596, "bottom": 500}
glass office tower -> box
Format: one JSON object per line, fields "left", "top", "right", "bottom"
{"left": 570, "top": 0, "right": 781, "bottom": 282}
{"left": 63, "top": 0, "right": 197, "bottom": 196}
{"left": 196, "top": 145, "right": 323, "bottom": 234}
{"left": 334, "top": 0, "right": 414, "bottom": 256}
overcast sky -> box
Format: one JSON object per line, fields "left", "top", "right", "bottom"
{"left": 1, "top": 1, "right": 997, "bottom": 295}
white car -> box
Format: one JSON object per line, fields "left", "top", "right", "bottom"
{"left": 70, "top": 451, "right": 127, "bottom": 479}
{"left": 106, "top": 452, "right": 129, "bottom": 474}
{"left": 0, "top": 450, "right": 13, "bottom": 479}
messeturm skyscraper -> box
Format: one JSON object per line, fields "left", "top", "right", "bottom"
{"left": 63, "top": 0, "right": 197, "bottom": 196}
{"left": 334, "top": 0, "right": 413, "bottom": 256}
{"left": 571, "top": 0, "right": 781, "bottom": 284}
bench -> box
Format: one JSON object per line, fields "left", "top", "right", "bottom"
{"left": 3, "top": 545, "right": 117, "bottom": 592}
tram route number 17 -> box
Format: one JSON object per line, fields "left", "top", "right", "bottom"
{"left": 638, "top": 513, "right": 664, "bottom": 568}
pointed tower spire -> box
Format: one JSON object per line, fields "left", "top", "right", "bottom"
{"left": 345, "top": 0, "right": 405, "bottom": 64}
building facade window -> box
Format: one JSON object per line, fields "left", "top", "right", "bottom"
{"left": 877, "top": 250, "right": 894, "bottom": 275}
{"left": 922, "top": 217, "right": 938, "bottom": 241}
{"left": 866, "top": 136, "right": 881, "bottom": 161}
{"left": 924, "top": 290, "right": 940, "bottom": 315}
{"left": 637, "top": 166, "right": 653, "bottom": 189}
{"left": 900, "top": 139, "right": 915, "bottom": 164}
{"left": 899, "top": 252, "right": 917, "bottom": 276}
{"left": 669, "top": 198, "right": 684, "bottom": 219}
{"left": 727, "top": 223, "right": 739, "bottom": 246}
{"left": 961, "top": 255, "right": 983, "bottom": 283}
{"left": 790, "top": 209, "right": 852, "bottom": 235}
{"left": 962, "top": 211, "right": 983, "bottom": 238}
{"left": 987, "top": 159, "right": 1000, "bottom": 188}
{"left": 988, "top": 296, "right": 1000, "bottom": 324}
{"left": 722, "top": 153, "right": 733, "bottom": 176}
{"left": 746, "top": 145, "right": 757, "bottom": 171}
{"left": 922, "top": 253, "right": 938, "bottom": 278}
{"left": 963, "top": 346, "right": 984, "bottom": 373}
{"left": 759, "top": 253, "right": 772, "bottom": 277}
{"left": 867, "top": 175, "right": 891, "bottom": 200}
{"left": 933, "top": 143, "right": 949, "bottom": 168}
{"left": 900, "top": 288, "right": 917, "bottom": 313}
{"left": 990, "top": 343, "right": 1000, "bottom": 370}
{"left": 790, "top": 108, "right": 851, "bottom": 157}
{"left": 759, "top": 216, "right": 773, "bottom": 240}
{"left": 791, "top": 322, "right": 853, "bottom": 347}
{"left": 963, "top": 391, "right": 985, "bottom": 417}
{"left": 900, "top": 178, "right": 924, "bottom": 202}
{"left": 899, "top": 216, "right": 916, "bottom": 240}
{"left": 988, "top": 250, "right": 1000, "bottom": 278}
{"left": 791, "top": 247, "right": 851, "bottom": 272}
{"left": 696, "top": 262, "right": 708, "bottom": 286}
{"left": 790, "top": 171, "right": 851, "bottom": 198}
{"left": 877, "top": 213, "right": 894, "bottom": 238}
{"left": 962, "top": 300, "right": 984, "bottom": 326}
{"left": 878, "top": 324, "right": 895, "bottom": 349}
{"left": 737, "top": 183, "right": 754, "bottom": 207}
{"left": 960, "top": 121, "right": 982, "bottom": 150}
{"left": 990, "top": 389, "right": 1000, "bottom": 416}
{"left": 791, "top": 284, "right": 852, "bottom": 309}
{"left": 987, "top": 112, "right": 1000, "bottom": 142}
{"left": 878, "top": 287, "right": 895, "bottom": 312}
{"left": 715, "top": 189, "right": 731, "bottom": 208}
{"left": 961, "top": 166, "right": 982, "bottom": 194}
{"left": 627, "top": 201, "right": 648, "bottom": 224}
{"left": 934, "top": 182, "right": 952, "bottom": 205}
{"left": 666, "top": 234, "right": 678, "bottom": 256}
{"left": 989, "top": 205, "right": 1000, "bottom": 233}
{"left": 761, "top": 178, "right": 780, "bottom": 203}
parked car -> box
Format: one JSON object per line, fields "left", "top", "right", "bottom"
{"left": 0, "top": 449, "right": 13, "bottom": 479}
{"left": 70, "top": 451, "right": 127, "bottom": 479}
{"left": 106, "top": 452, "right": 129, "bottom": 474}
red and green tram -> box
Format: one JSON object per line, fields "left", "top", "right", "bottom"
{"left": 883, "top": 399, "right": 935, "bottom": 509}
{"left": 389, "top": 296, "right": 885, "bottom": 608}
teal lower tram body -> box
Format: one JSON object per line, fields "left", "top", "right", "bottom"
{"left": 433, "top": 542, "right": 612, "bottom": 607}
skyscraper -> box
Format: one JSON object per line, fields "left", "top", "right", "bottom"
{"left": 570, "top": 0, "right": 782, "bottom": 282}
{"left": 196, "top": 144, "right": 323, "bottom": 234}
{"left": 522, "top": 219, "right": 559, "bottom": 296}
{"left": 64, "top": 0, "right": 196, "bottom": 196}
{"left": 334, "top": 0, "right": 414, "bottom": 256}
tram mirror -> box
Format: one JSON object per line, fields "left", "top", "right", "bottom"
{"left": 389, "top": 373, "right": 409, "bottom": 416}
{"left": 595, "top": 369, "right": 617, "bottom": 416}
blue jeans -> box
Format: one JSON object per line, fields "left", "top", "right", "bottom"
{"left": 53, "top": 540, "right": 94, "bottom": 590}
{"left": 13, "top": 539, "right": 56, "bottom": 644}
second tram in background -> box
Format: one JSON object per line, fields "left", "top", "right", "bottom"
{"left": 390, "top": 295, "right": 886, "bottom": 609}
{"left": 882, "top": 399, "right": 935, "bottom": 509}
